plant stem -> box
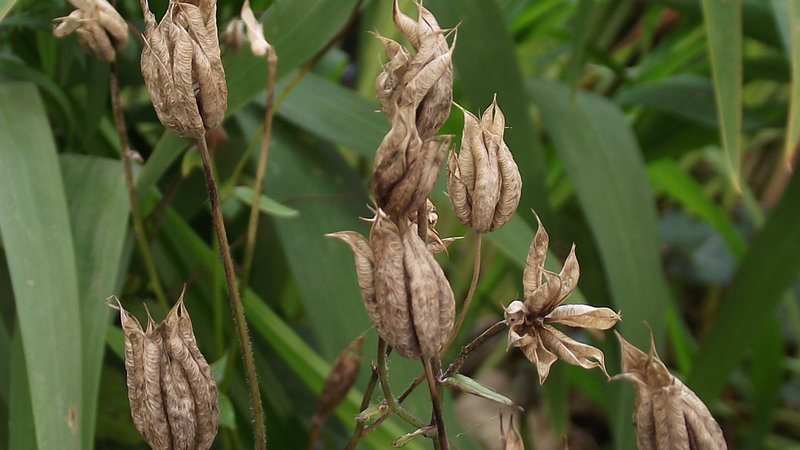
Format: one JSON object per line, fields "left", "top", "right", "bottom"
{"left": 344, "top": 363, "right": 380, "bottom": 450}
{"left": 197, "top": 136, "right": 266, "bottom": 449}
{"left": 444, "top": 320, "right": 506, "bottom": 378}
{"left": 442, "top": 232, "right": 483, "bottom": 355}
{"left": 376, "top": 339, "right": 427, "bottom": 428}
{"left": 109, "top": 62, "right": 170, "bottom": 313}
{"left": 240, "top": 46, "right": 277, "bottom": 300}
{"left": 423, "top": 358, "right": 449, "bottom": 450}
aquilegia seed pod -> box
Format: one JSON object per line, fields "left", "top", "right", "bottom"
{"left": 327, "top": 209, "right": 455, "bottom": 359}
{"left": 53, "top": 0, "right": 129, "bottom": 62}
{"left": 139, "top": 0, "right": 228, "bottom": 138}
{"left": 108, "top": 290, "right": 219, "bottom": 449}
{"left": 611, "top": 332, "right": 727, "bottom": 450}
{"left": 448, "top": 96, "right": 522, "bottom": 233}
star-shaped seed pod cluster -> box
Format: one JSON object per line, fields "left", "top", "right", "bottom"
{"left": 611, "top": 332, "right": 727, "bottom": 450}
{"left": 505, "top": 213, "right": 621, "bottom": 384}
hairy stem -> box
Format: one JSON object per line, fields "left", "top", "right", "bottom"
{"left": 423, "top": 358, "right": 449, "bottom": 450}
{"left": 344, "top": 363, "right": 380, "bottom": 450}
{"left": 240, "top": 46, "right": 278, "bottom": 299}
{"left": 109, "top": 62, "right": 170, "bottom": 313}
{"left": 442, "top": 232, "right": 483, "bottom": 355}
{"left": 197, "top": 136, "right": 266, "bottom": 449}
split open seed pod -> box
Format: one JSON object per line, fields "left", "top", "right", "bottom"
{"left": 53, "top": 0, "right": 129, "bottom": 62}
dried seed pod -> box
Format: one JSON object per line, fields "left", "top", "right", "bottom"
{"left": 504, "top": 213, "right": 620, "bottom": 384}
{"left": 53, "top": 0, "right": 129, "bottom": 61}
{"left": 447, "top": 97, "right": 521, "bottom": 233}
{"left": 611, "top": 332, "right": 727, "bottom": 450}
{"left": 499, "top": 414, "right": 524, "bottom": 450}
{"left": 108, "top": 291, "right": 219, "bottom": 449}
{"left": 329, "top": 209, "right": 456, "bottom": 360}
{"left": 139, "top": 0, "right": 227, "bottom": 138}
{"left": 312, "top": 335, "right": 365, "bottom": 427}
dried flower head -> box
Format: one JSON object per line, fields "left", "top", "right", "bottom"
{"left": 327, "top": 209, "right": 455, "bottom": 359}
{"left": 448, "top": 96, "right": 522, "bottom": 233}
{"left": 611, "top": 332, "right": 727, "bottom": 450}
{"left": 53, "top": 0, "right": 129, "bottom": 62}
{"left": 505, "top": 213, "right": 620, "bottom": 384}
{"left": 108, "top": 290, "right": 219, "bottom": 449}
{"left": 370, "top": 106, "right": 451, "bottom": 217}
{"left": 139, "top": 0, "right": 228, "bottom": 138}
{"left": 375, "top": 0, "right": 455, "bottom": 140}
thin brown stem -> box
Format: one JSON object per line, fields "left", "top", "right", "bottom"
{"left": 109, "top": 62, "right": 169, "bottom": 313}
{"left": 444, "top": 320, "right": 506, "bottom": 378}
{"left": 423, "top": 358, "right": 449, "bottom": 450}
{"left": 442, "top": 232, "right": 483, "bottom": 355}
{"left": 197, "top": 136, "right": 266, "bottom": 449}
{"left": 240, "top": 46, "right": 278, "bottom": 300}
{"left": 344, "top": 363, "right": 380, "bottom": 450}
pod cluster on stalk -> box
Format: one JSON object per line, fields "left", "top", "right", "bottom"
{"left": 611, "top": 332, "right": 727, "bottom": 450}
{"left": 370, "top": 0, "right": 455, "bottom": 218}
{"left": 109, "top": 292, "right": 219, "bottom": 450}
{"left": 139, "top": 0, "right": 227, "bottom": 138}
{"left": 504, "top": 213, "right": 621, "bottom": 384}
{"left": 53, "top": 0, "right": 129, "bottom": 62}
{"left": 447, "top": 98, "right": 522, "bottom": 233}
{"left": 328, "top": 210, "right": 455, "bottom": 359}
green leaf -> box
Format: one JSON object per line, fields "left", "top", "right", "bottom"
{"left": 60, "top": 154, "right": 130, "bottom": 448}
{"left": 688, "top": 169, "right": 800, "bottom": 402}
{"left": 442, "top": 374, "right": 520, "bottom": 410}
{"left": 0, "top": 82, "right": 82, "bottom": 449}
{"left": 647, "top": 158, "right": 746, "bottom": 258}
{"left": 0, "top": 0, "right": 18, "bottom": 22}
{"left": 784, "top": 1, "right": 800, "bottom": 164}
{"left": 568, "top": 0, "right": 594, "bottom": 90}
{"left": 233, "top": 186, "right": 299, "bottom": 218}
{"left": 700, "top": 0, "right": 743, "bottom": 190}
{"left": 225, "top": 0, "right": 361, "bottom": 114}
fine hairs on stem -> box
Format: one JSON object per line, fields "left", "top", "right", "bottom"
{"left": 196, "top": 136, "right": 267, "bottom": 449}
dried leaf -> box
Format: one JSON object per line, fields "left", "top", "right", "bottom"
{"left": 545, "top": 304, "right": 621, "bottom": 330}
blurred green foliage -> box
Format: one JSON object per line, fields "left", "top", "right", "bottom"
{"left": 1, "top": 0, "right": 800, "bottom": 448}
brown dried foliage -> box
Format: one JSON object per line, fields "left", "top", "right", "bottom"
{"left": 139, "top": 0, "right": 227, "bottom": 138}
{"left": 109, "top": 291, "right": 219, "bottom": 449}
{"left": 447, "top": 97, "right": 522, "bottom": 233}
{"left": 611, "top": 332, "right": 727, "bottom": 450}
{"left": 505, "top": 213, "right": 620, "bottom": 384}
{"left": 328, "top": 210, "right": 455, "bottom": 359}
{"left": 53, "top": 0, "right": 129, "bottom": 62}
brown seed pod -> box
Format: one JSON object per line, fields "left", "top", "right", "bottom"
{"left": 53, "top": 0, "right": 129, "bottom": 62}
{"left": 448, "top": 97, "right": 521, "bottom": 233}
{"left": 611, "top": 332, "right": 727, "bottom": 450}
{"left": 313, "top": 335, "right": 365, "bottom": 427}
{"left": 139, "top": 0, "right": 227, "bottom": 138}
{"left": 108, "top": 291, "right": 219, "bottom": 449}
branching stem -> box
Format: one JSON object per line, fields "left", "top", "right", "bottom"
{"left": 376, "top": 339, "right": 426, "bottom": 429}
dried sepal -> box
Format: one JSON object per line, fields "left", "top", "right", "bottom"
{"left": 108, "top": 291, "right": 219, "bottom": 449}
{"left": 53, "top": 0, "right": 128, "bottom": 61}
{"left": 313, "top": 335, "right": 365, "bottom": 427}
{"left": 504, "top": 214, "right": 620, "bottom": 384}
{"left": 139, "top": 0, "right": 227, "bottom": 137}
{"left": 240, "top": 0, "right": 270, "bottom": 56}
{"left": 447, "top": 98, "right": 521, "bottom": 233}
{"left": 499, "top": 414, "right": 524, "bottom": 450}
{"left": 611, "top": 332, "right": 727, "bottom": 450}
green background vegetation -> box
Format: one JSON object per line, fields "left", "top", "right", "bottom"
{"left": 1, "top": 0, "right": 800, "bottom": 448}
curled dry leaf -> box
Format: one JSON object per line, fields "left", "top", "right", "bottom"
{"left": 53, "top": 0, "right": 128, "bottom": 61}
{"left": 611, "top": 332, "right": 727, "bottom": 450}
{"left": 447, "top": 96, "right": 522, "bottom": 233}
{"left": 504, "top": 212, "right": 620, "bottom": 384}
{"left": 139, "top": 0, "right": 227, "bottom": 138}
{"left": 108, "top": 289, "right": 219, "bottom": 449}
{"left": 327, "top": 210, "right": 455, "bottom": 359}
